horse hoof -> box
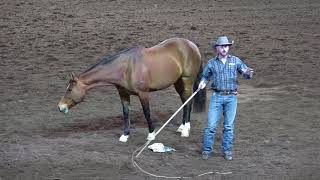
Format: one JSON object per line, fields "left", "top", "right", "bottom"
{"left": 176, "top": 124, "right": 185, "bottom": 133}
{"left": 181, "top": 128, "right": 189, "bottom": 137}
{"left": 147, "top": 132, "right": 156, "bottom": 141}
{"left": 119, "top": 134, "right": 129, "bottom": 142}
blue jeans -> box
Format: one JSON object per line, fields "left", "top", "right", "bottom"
{"left": 202, "top": 92, "right": 237, "bottom": 155}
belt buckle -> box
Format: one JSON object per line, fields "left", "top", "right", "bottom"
{"left": 221, "top": 90, "right": 237, "bottom": 95}
{"left": 220, "top": 91, "right": 229, "bottom": 95}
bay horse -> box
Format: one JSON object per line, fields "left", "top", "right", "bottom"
{"left": 58, "top": 38, "right": 206, "bottom": 142}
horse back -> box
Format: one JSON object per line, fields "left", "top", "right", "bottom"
{"left": 145, "top": 38, "right": 201, "bottom": 77}
{"left": 129, "top": 38, "right": 201, "bottom": 91}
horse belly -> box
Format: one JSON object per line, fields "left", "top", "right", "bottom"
{"left": 148, "top": 62, "right": 181, "bottom": 90}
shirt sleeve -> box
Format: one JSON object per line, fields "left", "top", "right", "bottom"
{"left": 236, "top": 57, "right": 253, "bottom": 79}
{"left": 201, "top": 60, "right": 213, "bottom": 84}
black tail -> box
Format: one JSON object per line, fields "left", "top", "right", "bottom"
{"left": 193, "top": 64, "right": 206, "bottom": 112}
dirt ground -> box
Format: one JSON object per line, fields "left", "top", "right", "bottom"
{"left": 1, "top": 0, "right": 320, "bottom": 179}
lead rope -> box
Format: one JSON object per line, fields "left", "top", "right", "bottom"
{"left": 131, "top": 88, "right": 232, "bottom": 178}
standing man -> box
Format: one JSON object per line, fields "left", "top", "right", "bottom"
{"left": 198, "top": 36, "right": 254, "bottom": 161}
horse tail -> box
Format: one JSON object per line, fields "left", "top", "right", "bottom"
{"left": 193, "top": 64, "right": 206, "bottom": 112}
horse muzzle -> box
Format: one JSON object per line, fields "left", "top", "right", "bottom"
{"left": 58, "top": 104, "right": 69, "bottom": 113}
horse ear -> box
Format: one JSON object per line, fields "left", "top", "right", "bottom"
{"left": 69, "top": 72, "right": 75, "bottom": 80}
{"left": 70, "top": 72, "right": 80, "bottom": 82}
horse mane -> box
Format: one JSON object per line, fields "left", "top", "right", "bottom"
{"left": 83, "top": 47, "right": 139, "bottom": 73}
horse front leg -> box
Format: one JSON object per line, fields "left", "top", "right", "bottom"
{"left": 117, "top": 88, "right": 131, "bottom": 143}
{"left": 138, "top": 93, "right": 156, "bottom": 141}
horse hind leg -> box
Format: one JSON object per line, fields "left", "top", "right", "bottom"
{"left": 174, "top": 77, "right": 193, "bottom": 137}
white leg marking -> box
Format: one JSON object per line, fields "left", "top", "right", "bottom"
{"left": 147, "top": 131, "right": 156, "bottom": 141}
{"left": 177, "top": 122, "right": 190, "bottom": 133}
{"left": 181, "top": 125, "right": 190, "bottom": 137}
{"left": 119, "top": 134, "right": 129, "bottom": 142}
{"left": 176, "top": 124, "right": 185, "bottom": 133}
{"left": 185, "top": 122, "right": 191, "bottom": 130}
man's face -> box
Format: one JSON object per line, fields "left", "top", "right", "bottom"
{"left": 216, "top": 45, "right": 230, "bottom": 57}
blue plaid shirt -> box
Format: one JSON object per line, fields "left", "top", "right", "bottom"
{"left": 201, "top": 55, "right": 252, "bottom": 91}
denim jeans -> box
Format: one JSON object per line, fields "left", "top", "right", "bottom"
{"left": 202, "top": 92, "right": 237, "bottom": 155}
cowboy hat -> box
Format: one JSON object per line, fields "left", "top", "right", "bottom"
{"left": 213, "top": 36, "right": 234, "bottom": 47}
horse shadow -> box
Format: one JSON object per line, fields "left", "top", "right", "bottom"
{"left": 44, "top": 110, "right": 175, "bottom": 137}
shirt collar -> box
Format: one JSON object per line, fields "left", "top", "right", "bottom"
{"left": 214, "top": 55, "right": 231, "bottom": 61}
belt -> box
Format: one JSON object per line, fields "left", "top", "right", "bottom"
{"left": 213, "top": 89, "right": 237, "bottom": 95}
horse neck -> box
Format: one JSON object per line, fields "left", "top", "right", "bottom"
{"left": 79, "top": 60, "right": 127, "bottom": 90}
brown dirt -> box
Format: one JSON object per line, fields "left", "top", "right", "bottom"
{"left": 1, "top": 0, "right": 320, "bottom": 179}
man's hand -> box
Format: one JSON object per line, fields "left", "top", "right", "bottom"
{"left": 242, "top": 68, "right": 254, "bottom": 78}
{"left": 198, "top": 80, "right": 206, "bottom": 89}
{"left": 246, "top": 68, "right": 254, "bottom": 78}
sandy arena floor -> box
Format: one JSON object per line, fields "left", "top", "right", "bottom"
{"left": 1, "top": 0, "right": 320, "bottom": 179}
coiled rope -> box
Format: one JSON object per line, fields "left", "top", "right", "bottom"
{"left": 131, "top": 88, "right": 232, "bottom": 178}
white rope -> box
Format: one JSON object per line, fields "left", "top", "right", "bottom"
{"left": 131, "top": 88, "right": 232, "bottom": 178}
{"left": 131, "top": 144, "right": 232, "bottom": 179}
{"left": 131, "top": 145, "right": 190, "bottom": 179}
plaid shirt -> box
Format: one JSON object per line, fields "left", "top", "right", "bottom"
{"left": 201, "top": 55, "right": 252, "bottom": 91}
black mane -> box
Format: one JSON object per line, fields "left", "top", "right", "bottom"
{"left": 83, "top": 47, "right": 139, "bottom": 73}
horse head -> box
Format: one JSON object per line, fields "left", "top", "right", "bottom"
{"left": 58, "top": 73, "right": 87, "bottom": 113}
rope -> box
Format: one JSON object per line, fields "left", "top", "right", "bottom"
{"left": 132, "top": 144, "right": 190, "bottom": 179}
{"left": 135, "top": 88, "right": 201, "bottom": 157}
{"left": 131, "top": 144, "right": 232, "bottom": 179}
{"left": 131, "top": 88, "right": 232, "bottom": 178}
